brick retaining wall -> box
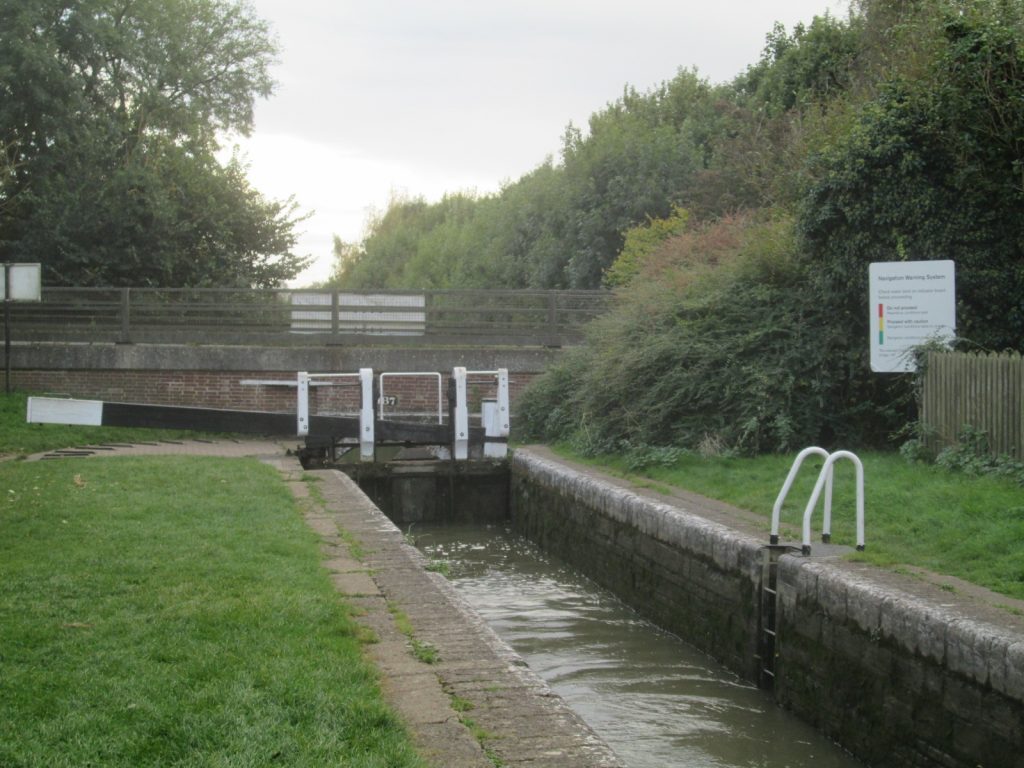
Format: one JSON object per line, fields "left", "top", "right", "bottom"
{"left": 12, "top": 368, "right": 536, "bottom": 415}
{"left": 3, "top": 342, "right": 545, "bottom": 416}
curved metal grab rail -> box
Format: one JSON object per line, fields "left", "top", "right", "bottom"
{"left": 801, "top": 450, "right": 865, "bottom": 556}
{"left": 770, "top": 446, "right": 832, "bottom": 545}
{"left": 771, "top": 447, "right": 866, "bottom": 556}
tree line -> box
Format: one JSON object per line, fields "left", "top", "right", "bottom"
{"left": 0, "top": 0, "right": 308, "bottom": 288}
{"left": 332, "top": 0, "right": 1024, "bottom": 454}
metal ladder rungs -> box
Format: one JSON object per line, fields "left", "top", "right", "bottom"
{"left": 758, "top": 546, "right": 783, "bottom": 690}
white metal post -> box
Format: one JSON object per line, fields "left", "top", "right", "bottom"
{"left": 453, "top": 366, "right": 468, "bottom": 460}
{"left": 296, "top": 371, "right": 310, "bottom": 436}
{"left": 482, "top": 401, "right": 501, "bottom": 458}
{"left": 480, "top": 367, "right": 510, "bottom": 458}
{"left": 496, "top": 367, "right": 510, "bottom": 439}
{"left": 359, "top": 367, "right": 375, "bottom": 461}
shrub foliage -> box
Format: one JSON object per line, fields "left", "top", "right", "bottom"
{"left": 520, "top": 215, "right": 913, "bottom": 454}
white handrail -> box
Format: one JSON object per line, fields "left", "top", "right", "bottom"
{"left": 770, "top": 446, "right": 832, "bottom": 545}
{"left": 801, "top": 450, "right": 865, "bottom": 556}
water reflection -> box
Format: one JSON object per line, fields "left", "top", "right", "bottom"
{"left": 414, "top": 524, "right": 861, "bottom": 768}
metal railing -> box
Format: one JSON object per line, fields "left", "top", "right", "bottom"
{"left": 6, "top": 287, "right": 612, "bottom": 347}
{"left": 770, "top": 447, "right": 866, "bottom": 556}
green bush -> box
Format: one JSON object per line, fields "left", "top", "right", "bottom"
{"left": 519, "top": 214, "right": 913, "bottom": 455}
{"left": 932, "top": 426, "right": 1024, "bottom": 485}
{"left": 603, "top": 206, "right": 689, "bottom": 288}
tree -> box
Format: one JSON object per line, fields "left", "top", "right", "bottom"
{"left": 558, "top": 71, "right": 713, "bottom": 287}
{"left": 331, "top": 195, "right": 449, "bottom": 289}
{"left": 735, "top": 15, "right": 865, "bottom": 116}
{"left": 603, "top": 206, "right": 689, "bottom": 288}
{"left": 0, "top": 140, "right": 16, "bottom": 217}
{"left": 461, "top": 162, "right": 573, "bottom": 289}
{"left": 0, "top": 0, "right": 309, "bottom": 287}
{"left": 799, "top": 0, "right": 1024, "bottom": 351}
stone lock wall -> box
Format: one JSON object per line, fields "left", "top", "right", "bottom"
{"left": 774, "top": 558, "right": 1024, "bottom": 768}
{"left": 342, "top": 461, "right": 510, "bottom": 526}
{"left": 509, "top": 449, "right": 764, "bottom": 681}
{"left": 510, "top": 449, "right": 1024, "bottom": 768}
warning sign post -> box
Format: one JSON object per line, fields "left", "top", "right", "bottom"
{"left": 868, "top": 260, "right": 955, "bottom": 373}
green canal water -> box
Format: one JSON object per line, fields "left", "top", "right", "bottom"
{"left": 414, "top": 523, "right": 862, "bottom": 768}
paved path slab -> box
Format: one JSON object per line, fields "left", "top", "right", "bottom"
{"left": 302, "top": 466, "right": 623, "bottom": 768}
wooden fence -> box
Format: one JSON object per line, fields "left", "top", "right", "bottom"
{"left": 5, "top": 287, "right": 612, "bottom": 348}
{"left": 920, "top": 350, "right": 1024, "bottom": 456}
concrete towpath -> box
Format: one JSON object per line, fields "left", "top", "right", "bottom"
{"left": 25, "top": 438, "right": 623, "bottom": 768}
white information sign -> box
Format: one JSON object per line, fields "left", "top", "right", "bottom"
{"left": 869, "top": 260, "right": 955, "bottom": 373}
{"left": 1, "top": 263, "right": 42, "bottom": 301}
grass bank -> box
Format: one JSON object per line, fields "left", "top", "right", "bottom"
{"left": 0, "top": 455, "right": 424, "bottom": 767}
{"left": 554, "top": 445, "right": 1024, "bottom": 601}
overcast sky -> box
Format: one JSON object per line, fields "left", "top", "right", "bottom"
{"left": 230, "top": 0, "right": 847, "bottom": 285}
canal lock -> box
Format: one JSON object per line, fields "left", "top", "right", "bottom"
{"left": 329, "top": 454, "right": 864, "bottom": 768}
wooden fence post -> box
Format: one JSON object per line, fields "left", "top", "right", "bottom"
{"left": 119, "top": 288, "right": 131, "bottom": 344}
{"left": 922, "top": 350, "right": 1024, "bottom": 457}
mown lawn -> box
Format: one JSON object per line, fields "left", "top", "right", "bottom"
{"left": 0, "top": 454, "right": 424, "bottom": 768}
{"left": 555, "top": 446, "right": 1024, "bottom": 601}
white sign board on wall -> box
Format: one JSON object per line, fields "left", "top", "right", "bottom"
{"left": 1, "top": 263, "right": 42, "bottom": 301}
{"left": 869, "top": 260, "right": 956, "bottom": 373}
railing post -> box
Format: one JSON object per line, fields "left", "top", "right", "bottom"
{"left": 119, "top": 287, "right": 131, "bottom": 343}
{"left": 359, "top": 368, "right": 375, "bottom": 462}
{"left": 483, "top": 368, "right": 510, "bottom": 458}
{"left": 296, "top": 371, "right": 310, "bottom": 436}
{"left": 331, "top": 291, "right": 339, "bottom": 336}
{"left": 452, "top": 366, "right": 468, "bottom": 460}
{"left": 424, "top": 291, "right": 434, "bottom": 337}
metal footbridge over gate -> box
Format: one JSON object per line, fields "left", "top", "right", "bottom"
{"left": 26, "top": 366, "right": 511, "bottom": 464}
